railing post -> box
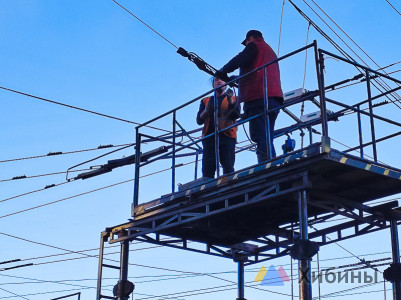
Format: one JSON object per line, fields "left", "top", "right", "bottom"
{"left": 194, "top": 150, "right": 199, "bottom": 180}
{"left": 96, "top": 232, "right": 108, "bottom": 300}
{"left": 357, "top": 104, "right": 364, "bottom": 158}
{"left": 366, "top": 70, "right": 378, "bottom": 162}
{"left": 314, "top": 43, "right": 329, "bottom": 139}
{"left": 172, "top": 111, "right": 176, "bottom": 192}
{"left": 263, "top": 67, "right": 272, "bottom": 161}
{"left": 213, "top": 89, "right": 220, "bottom": 177}
{"left": 133, "top": 128, "right": 141, "bottom": 206}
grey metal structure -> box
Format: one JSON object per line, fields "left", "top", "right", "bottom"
{"left": 95, "top": 42, "right": 401, "bottom": 300}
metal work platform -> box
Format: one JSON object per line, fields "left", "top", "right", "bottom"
{"left": 107, "top": 143, "right": 401, "bottom": 256}
{"left": 95, "top": 42, "right": 401, "bottom": 300}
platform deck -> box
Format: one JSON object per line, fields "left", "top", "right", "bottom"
{"left": 109, "top": 144, "right": 401, "bottom": 252}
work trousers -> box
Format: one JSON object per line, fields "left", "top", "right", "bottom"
{"left": 244, "top": 97, "right": 282, "bottom": 163}
{"left": 202, "top": 135, "right": 236, "bottom": 178}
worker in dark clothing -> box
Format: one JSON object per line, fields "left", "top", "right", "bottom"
{"left": 218, "top": 30, "right": 284, "bottom": 163}
{"left": 197, "top": 77, "right": 240, "bottom": 178}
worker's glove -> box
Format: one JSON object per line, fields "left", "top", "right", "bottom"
{"left": 228, "top": 108, "right": 240, "bottom": 121}
{"left": 227, "top": 75, "right": 238, "bottom": 87}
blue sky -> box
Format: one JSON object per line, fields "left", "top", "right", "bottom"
{"left": 1, "top": 0, "right": 401, "bottom": 299}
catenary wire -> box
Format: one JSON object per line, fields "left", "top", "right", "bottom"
{"left": 0, "top": 168, "right": 91, "bottom": 183}
{"left": 0, "top": 143, "right": 132, "bottom": 164}
{"left": 0, "top": 287, "right": 30, "bottom": 300}
{"left": 289, "top": 0, "right": 401, "bottom": 110}
{"left": 0, "top": 181, "right": 70, "bottom": 204}
{"left": 0, "top": 232, "right": 292, "bottom": 298}
{"left": 111, "top": 0, "right": 178, "bottom": 49}
{"left": 277, "top": 0, "right": 286, "bottom": 56}
{"left": 385, "top": 0, "right": 401, "bottom": 16}
{"left": 310, "top": 225, "right": 381, "bottom": 273}
{"left": 301, "top": 0, "right": 401, "bottom": 109}
{"left": 308, "top": 0, "right": 401, "bottom": 102}
{"left": 0, "top": 86, "right": 171, "bottom": 133}
{"left": 0, "top": 231, "right": 393, "bottom": 298}
{"left": 0, "top": 179, "right": 132, "bottom": 218}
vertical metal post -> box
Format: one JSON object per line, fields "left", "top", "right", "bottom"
{"left": 213, "top": 89, "right": 220, "bottom": 177}
{"left": 118, "top": 239, "right": 130, "bottom": 300}
{"left": 298, "top": 190, "right": 312, "bottom": 300}
{"left": 194, "top": 150, "right": 199, "bottom": 180}
{"left": 237, "top": 261, "right": 245, "bottom": 300}
{"left": 263, "top": 67, "right": 272, "bottom": 160}
{"left": 308, "top": 125, "right": 313, "bottom": 145}
{"left": 96, "top": 233, "right": 107, "bottom": 300}
{"left": 314, "top": 43, "right": 328, "bottom": 138}
{"left": 172, "top": 111, "right": 176, "bottom": 192}
{"left": 133, "top": 128, "right": 141, "bottom": 206}
{"left": 390, "top": 220, "right": 401, "bottom": 300}
{"left": 78, "top": 292, "right": 81, "bottom": 300}
{"left": 366, "top": 71, "right": 378, "bottom": 162}
{"left": 357, "top": 104, "right": 364, "bottom": 158}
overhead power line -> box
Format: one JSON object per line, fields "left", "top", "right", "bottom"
{"left": 0, "top": 86, "right": 138, "bottom": 124}
{"left": 0, "top": 143, "right": 132, "bottom": 164}
{"left": 307, "top": 0, "right": 401, "bottom": 104}
{"left": 0, "top": 232, "right": 290, "bottom": 298}
{"left": 299, "top": 0, "right": 401, "bottom": 109}
{"left": 0, "top": 86, "right": 171, "bottom": 133}
{"left": 0, "top": 181, "right": 70, "bottom": 204}
{"left": 385, "top": 0, "right": 401, "bottom": 16}
{"left": 111, "top": 0, "right": 179, "bottom": 49}
{"left": 0, "top": 287, "right": 30, "bottom": 300}
{"left": 288, "top": 0, "right": 401, "bottom": 112}
{"left": 0, "top": 179, "right": 133, "bottom": 218}
{"left": 0, "top": 168, "right": 90, "bottom": 183}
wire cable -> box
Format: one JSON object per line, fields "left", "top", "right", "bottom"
{"left": 0, "top": 86, "right": 171, "bottom": 133}
{"left": 289, "top": 0, "right": 401, "bottom": 110}
{"left": 385, "top": 0, "right": 401, "bottom": 16}
{"left": 277, "top": 0, "right": 286, "bottom": 56}
{"left": 302, "top": 0, "right": 401, "bottom": 109}
{"left": 0, "top": 233, "right": 292, "bottom": 298}
{"left": 310, "top": 225, "right": 381, "bottom": 273}
{"left": 308, "top": 0, "right": 401, "bottom": 103}
{"left": 0, "top": 287, "right": 30, "bottom": 300}
{"left": 111, "top": 0, "right": 178, "bottom": 49}
{"left": 0, "top": 181, "right": 70, "bottom": 204}
{"left": 0, "top": 143, "right": 132, "bottom": 164}
{"left": 0, "top": 168, "right": 91, "bottom": 183}
{"left": 0, "top": 179, "right": 132, "bottom": 218}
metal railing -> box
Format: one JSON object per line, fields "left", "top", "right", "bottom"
{"left": 131, "top": 40, "right": 401, "bottom": 207}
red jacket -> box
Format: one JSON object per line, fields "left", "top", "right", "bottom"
{"left": 239, "top": 38, "right": 283, "bottom": 102}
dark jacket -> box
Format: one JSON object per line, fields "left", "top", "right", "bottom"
{"left": 221, "top": 38, "right": 283, "bottom": 103}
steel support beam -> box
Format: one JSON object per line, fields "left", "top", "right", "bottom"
{"left": 298, "top": 190, "right": 312, "bottom": 300}
{"left": 390, "top": 220, "right": 401, "bottom": 300}
{"left": 118, "top": 239, "right": 130, "bottom": 300}
{"left": 237, "top": 261, "right": 246, "bottom": 300}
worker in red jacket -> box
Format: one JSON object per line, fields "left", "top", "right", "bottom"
{"left": 219, "top": 30, "right": 284, "bottom": 163}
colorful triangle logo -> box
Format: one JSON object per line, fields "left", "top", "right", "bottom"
{"left": 254, "top": 265, "right": 290, "bottom": 286}
{"left": 261, "top": 265, "right": 284, "bottom": 286}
